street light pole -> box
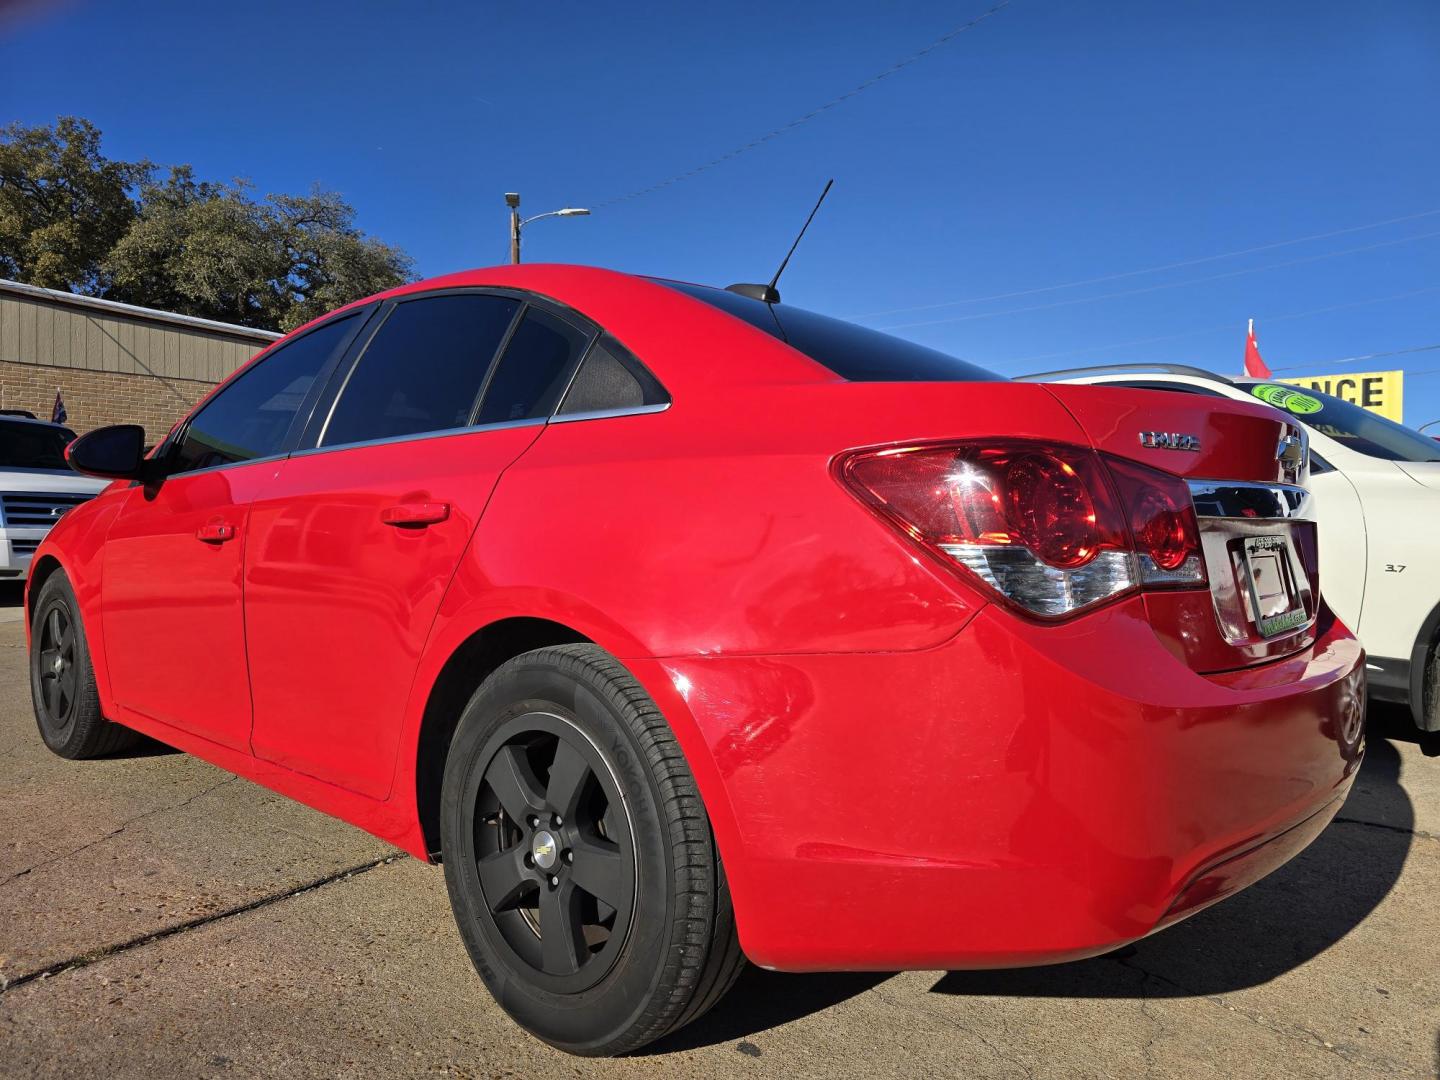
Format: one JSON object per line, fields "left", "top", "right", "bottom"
{"left": 504, "top": 192, "right": 590, "bottom": 264}
{"left": 505, "top": 192, "right": 521, "bottom": 265}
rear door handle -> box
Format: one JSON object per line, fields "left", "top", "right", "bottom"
{"left": 381, "top": 502, "right": 451, "bottom": 527}
{"left": 196, "top": 522, "right": 236, "bottom": 544}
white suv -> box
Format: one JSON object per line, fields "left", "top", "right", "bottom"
{"left": 1024, "top": 364, "right": 1440, "bottom": 732}
{"left": 0, "top": 413, "right": 108, "bottom": 581}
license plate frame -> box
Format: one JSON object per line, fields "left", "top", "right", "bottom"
{"left": 1240, "top": 534, "right": 1307, "bottom": 638}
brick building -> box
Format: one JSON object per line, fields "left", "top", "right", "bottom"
{"left": 0, "top": 278, "right": 279, "bottom": 441}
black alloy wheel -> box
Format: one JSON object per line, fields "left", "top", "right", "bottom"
{"left": 472, "top": 712, "right": 636, "bottom": 992}
{"left": 36, "top": 603, "right": 78, "bottom": 733}
{"left": 29, "top": 570, "right": 138, "bottom": 759}
{"left": 441, "top": 644, "right": 744, "bottom": 1055}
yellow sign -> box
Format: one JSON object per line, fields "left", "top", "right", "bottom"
{"left": 1276, "top": 370, "right": 1403, "bottom": 422}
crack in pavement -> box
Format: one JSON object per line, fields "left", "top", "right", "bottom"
{"left": 870, "top": 982, "right": 1037, "bottom": 1080}
{"left": 1108, "top": 955, "right": 1423, "bottom": 1078}
{"left": 0, "top": 774, "right": 242, "bottom": 890}
{"left": 1333, "top": 816, "right": 1438, "bottom": 843}
{"left": 0, "top": 852, "right": 406, "bottom": 993}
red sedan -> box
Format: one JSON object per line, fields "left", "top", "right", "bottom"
{"left": 29, "top": 265, "right": 1364, "bottom": 1055}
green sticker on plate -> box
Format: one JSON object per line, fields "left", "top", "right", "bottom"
{"left": 1250, "top": 384, "right": 1322, "bottom": 415}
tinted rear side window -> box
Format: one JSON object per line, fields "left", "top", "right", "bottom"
{"left": 660, "top": 281, "right": 1002, "bottom": 383}
{"left": 322, "top": 293, "right": 519, "bottom": 447}
{"left": 476, "top": 308, "right": 590, "bottom": 424}
{"left": 171, "top": 312, "right": 358, "bottom": 473}
{"left": 557, "top": 336, "right": 669, "bottom": 415}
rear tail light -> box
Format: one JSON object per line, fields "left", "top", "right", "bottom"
{"left": 837, "top": 440, "right": 1207, "bottom": 619}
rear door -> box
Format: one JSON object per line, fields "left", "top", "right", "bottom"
{"left": 244, "top": 291, "right": 593, "bottom": 797}
{"left": 102, "top": 312, "right": 363, "bottom": 748}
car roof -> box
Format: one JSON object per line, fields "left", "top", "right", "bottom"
{"left": 0, "top": 413, "right": 72, "bottom": 431}
{"left": 269, "top": 263, "right": 837, "bottom": 395}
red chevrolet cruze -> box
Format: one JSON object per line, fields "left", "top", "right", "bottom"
{"left": 29, "top": 265, "right": 1364, "bottom": 1055}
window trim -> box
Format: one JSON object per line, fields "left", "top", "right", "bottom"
{"left": 159, "top": 305, "right": 377, "bottom": 480}
{"left": 550, "top": 402, "right": 671, "bottom": 425}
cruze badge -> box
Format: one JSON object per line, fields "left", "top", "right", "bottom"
{"left": 1138, "top": 431, "right": 1201, "bottom": 451}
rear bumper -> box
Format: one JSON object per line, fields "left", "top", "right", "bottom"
{"left": 635, "top": 595, "right": 1364, "bottom": 971}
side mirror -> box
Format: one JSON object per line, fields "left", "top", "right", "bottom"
{"left": 65, "top": 424, "right": 148, "bottom": 480}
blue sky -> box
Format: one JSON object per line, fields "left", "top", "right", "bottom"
{"left": 3, "top": 1, "right": 1438, "bottom": 421}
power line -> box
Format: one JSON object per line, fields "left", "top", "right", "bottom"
{"left": 590, "top": 1, "right": 1014, "bottom": 210}
{"left": 994, "top": 283, "right": 1440, "bottom": 371}
{"left": 1269, "top": 343, "right": 1440, "bottom": 372}
{"left": 850, "top": 207, "right": 1440, "bottom": 319}
{"left": 870, "top": 229, "right": 1440, "bottom": 331}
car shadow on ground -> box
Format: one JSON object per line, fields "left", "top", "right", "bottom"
{"left": 656, "top": 705, "right": 1417, "bottom": 1051}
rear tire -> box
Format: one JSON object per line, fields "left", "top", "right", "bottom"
{"left": 440, "top": 644, "right": 743, "bottom": 1055}
{"left": 29, "top": 571, "right": 139, "bottom": 759}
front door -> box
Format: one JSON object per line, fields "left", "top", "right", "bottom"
{"left": 245, "top": 293, "right": 592, "bottom": 798}
{"left": 101, "top": 311, "right": 364, "bottom": 750}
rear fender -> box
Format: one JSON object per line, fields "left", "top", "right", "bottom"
{"left": 388, "top": 576, "right": 748, "bottom": 884}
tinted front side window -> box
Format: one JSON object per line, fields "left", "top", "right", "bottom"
{"left": 660, "top": 281, "right": 1002, "bottom": 383}
{"left": 322, "top": 293, "right": 520, "bottom": 447}
{"left": 171, "top": 313, "right": 357, "bottom": 474}
{"left": 0, "top": 421, "right": 75, "bottom": 471}
{"left": 476, "top": 308, "right": 590, "bottom": 424}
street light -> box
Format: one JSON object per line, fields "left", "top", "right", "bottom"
{"left": 506, "top": 192, "right": 591, "bottom": 264}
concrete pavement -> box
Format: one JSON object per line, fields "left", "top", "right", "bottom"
{"left": 1, "top": 589, "right": 1436, "bottom": 1078}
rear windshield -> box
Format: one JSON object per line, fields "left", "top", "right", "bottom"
{"left": 1238, "top": 381, "right": 1440, "bottom": 463}
{"left": 0, "top": 420, "right": 76, "bottom": 470}
{"left": 660, "top": 281, "right": 1002, "bottom": 383}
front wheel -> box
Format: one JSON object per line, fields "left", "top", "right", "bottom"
{"left": 29, "top": 571, "right": 139, "bottom": 759}
{"left": 440, "top": 644, "right": 743, "bottom": 1055}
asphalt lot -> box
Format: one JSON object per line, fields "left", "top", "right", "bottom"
{"left": 0, "top": 587, "right": 1437, "bottom": 1079}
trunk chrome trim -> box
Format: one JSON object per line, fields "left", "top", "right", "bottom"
{"left": 1187, "top": 480, "right": 1311, "bottom": 521}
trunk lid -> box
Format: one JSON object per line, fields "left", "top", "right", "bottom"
{"left": 1041, "top": 384, "right": 1318, "bottom": 673}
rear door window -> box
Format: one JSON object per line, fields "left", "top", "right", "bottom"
{"left": 475, "top": 308, "right": 591, "bottom": 425}
{"left": 321, "top": 293, "right": 520, "bottom": 447}
{"left": 170, "top": 312, "right": 359, "bottom": 474}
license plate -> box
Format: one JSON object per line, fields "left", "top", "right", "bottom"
{"left": 1241, "top": 535, "right": 1307, "bottom": 638}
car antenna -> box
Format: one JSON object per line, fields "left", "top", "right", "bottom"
{"left": 726, "top": 179, "right": 834, "bottom": 305}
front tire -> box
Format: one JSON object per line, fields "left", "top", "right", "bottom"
{"left": 440, "top": 644, "right": 742, "bottom": 1055}
{"left": 29, "top": 571, "right": 139, "bottom": 759}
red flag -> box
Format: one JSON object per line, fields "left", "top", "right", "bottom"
{"left": 1244, "top": 320, "right": 1272, "bottom": 379}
